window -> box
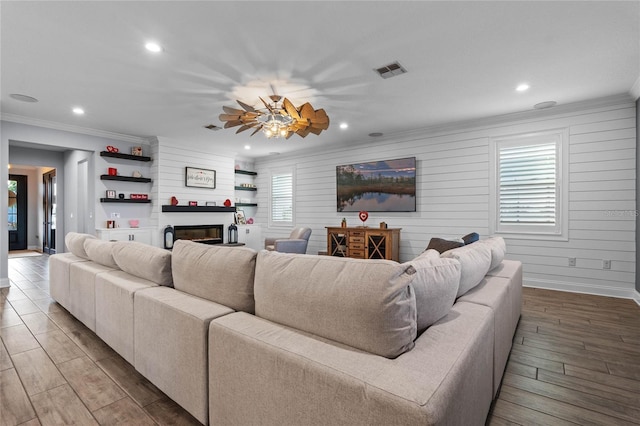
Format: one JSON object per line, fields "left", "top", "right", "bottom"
{"left": 490, "top": 129, "right": 568, "bottom": 240}
{"left": 270, "top": 170, "right": 294, "bottom": 227}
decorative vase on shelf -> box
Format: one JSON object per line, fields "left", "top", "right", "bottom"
{"left": 341, "top": 218, "right": 347, "bottom": 228}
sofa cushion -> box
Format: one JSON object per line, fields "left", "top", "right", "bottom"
{"left": 478, "top": 236, "right": 506, "bottom": 271}
{"left": 171, "top": 240, "right": 257, "bottom": 313}
{"left": 254, "top": 251, "right": 417, "bottom": 359}
{"left": 426, "top": 237, "right": 464, "bottom": 254}
{"left": 84, "top": 238, "right": 118, "bottom": 268}
{"left": 112, "top": 241, "right": 173, "bottom": 286}
{"left": 441, "top": 243, "right": 492, "bottom": 297}
{"left": 65, "top": 232, "right": 97, "bottom": 259}
{"left": 404, "top": 249, "right": 461, "bottom": 333}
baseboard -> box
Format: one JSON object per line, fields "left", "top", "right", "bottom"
{"left": 28, "top": 245, "right": 42, "bottom": 252}
{"left": 524, "top": 277, "right": 640, "bottom": 305}
{"left": 0, "top": 277, "right": 11, "bottom": 288}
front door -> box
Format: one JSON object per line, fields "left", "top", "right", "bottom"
{"left": 43, "top": 169, "right": 57, "bottom": 254}
{"left": 8, "top": 174, "right": 28, "bottom": 251}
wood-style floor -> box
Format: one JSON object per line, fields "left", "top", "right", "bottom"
{"left": 1, "top": 254, "right": 200, "bottom": 426}
{"left": 487, "top": 287, "right": 640, "bottom": 425}
{"left": 2, "top": 254, "right": 639, "bottom": 425}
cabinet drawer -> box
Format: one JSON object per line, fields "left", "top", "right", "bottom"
{"left": 349, "top": 243, "right": 364, "bottom": 250}
{"left": 350, "top": 231, "right": 365, "bottom": 238}
{"left": 349, "top": 236, "right": 364, "bottom": 243}
{"left": 349, "top": 250, "right": 365, "bottom": 258}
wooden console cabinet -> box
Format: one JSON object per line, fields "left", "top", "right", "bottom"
{"left": 326, "top": 226, "right": 401, "bottom": 261}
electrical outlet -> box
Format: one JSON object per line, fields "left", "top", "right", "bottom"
{"left": 245, "top": 228, "right": 250, "bottom": 234}
{"left": 111, "top": 212, "right": 120, "bottom": 219}
{"left": 568, "top": 257, "right": 576, "bottom": 267}
{"left": 603, "top": 260, "right": 611, "bottom": 270}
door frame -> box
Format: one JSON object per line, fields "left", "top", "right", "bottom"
{"left": 8, "top": 174, "right": 28, "bottom": 251}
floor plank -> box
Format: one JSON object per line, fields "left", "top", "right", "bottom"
{"left": 11, "top": 348, "right": 67, "bottom": 396}
{"left": 30, "top": 384, "right": 98, "bottom": 426}
{"left": 0, "top": 368, "right": 37, "bottom": 426}
{"left": 92, "top": 397, "right": 157, "bottom": 426}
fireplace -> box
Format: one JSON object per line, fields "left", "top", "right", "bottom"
{"left": 173, "top": 224, "right": 224, "bottom": 245}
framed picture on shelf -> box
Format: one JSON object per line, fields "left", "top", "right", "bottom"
{"left": 106, "top": 190, "right": 116, "bottom": 199}
{"left": 235, "top": 210, "right": 246, "bottom": 225}
{"left": 185, "top": 167, "right": 216, "bottom": 189}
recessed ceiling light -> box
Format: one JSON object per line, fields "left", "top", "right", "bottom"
{"left": 10, "top": 93, "right": 38, "bottom": 103}
{"left": 72, "top": 107, "right": 85, "bottom": 115}
{"left": 516, "top": 83, "right": 530, "bottom": 92}
{"left": 145, "top": 42, "right": 163, "bottom": 53}
{"left": 339, "top": 123, "right": 348, "bottom": 130}
{"left": 534, "top": 101, "right": 557, "bottom": 110}
{"left": 244, "top": 145, "right": 251, "bottom": 150}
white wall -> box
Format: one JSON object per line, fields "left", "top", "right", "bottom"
{"left": 152, "top": 137, "right": 236, "bottom": 245}
{"left": 255, "top": 97, "right": 638, "bottom": 300}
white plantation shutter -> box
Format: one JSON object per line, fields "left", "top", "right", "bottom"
{"left": 499, "top": 143, "right": 557, "bottom": 225}
{"left": 492, "top": 129, "right": 567, "bottom": 238}
{"left": 270, "top": 171, "right": 294, "bottom": 225}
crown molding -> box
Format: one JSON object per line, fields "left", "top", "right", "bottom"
{"left": 0, "top": 113, "right": 151, "bottom": 144}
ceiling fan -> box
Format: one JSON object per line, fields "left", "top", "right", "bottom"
{"left": 218, "top": 94, "right": 330, "bottom": 139}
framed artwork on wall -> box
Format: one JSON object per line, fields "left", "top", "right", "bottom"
{"left": 235, "top": 210, "right": 246, "bottom": 225}
{"left": 185, "top": 167, "right": 216, "bottom": 189}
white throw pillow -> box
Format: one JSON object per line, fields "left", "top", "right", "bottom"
{"left": 404, "top": 250, "right": 461, "bottom": 333}
{"left": 477, "top": 237, "right": 506, "bottom": 271}
{"left": 64, "top": 232, "right": 97, "bottom": 259}
{"left": 441, "top": 243, "right": 492, "bottom": 297}
{"left": 83, "top": 238, "right": 118, "bottom": 268}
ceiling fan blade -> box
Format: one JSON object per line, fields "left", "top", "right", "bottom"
{"left": 308, "top": 126, "right": 323, "bottom": 135}
{"left": 298, "top": 102, "right": 316, "bottom": 119}
{"left": 284, "top": 131, "right": 295, "bottom": 139}
{"left": 283, "top": 98, "right": 301, "bottom": 120}
{"left": 236, "top": 100, "right": 256, "bottom": 112}
{"left": 250, "top": 126, "right": 263, "bottom": 137}
{"left": 219, "top": 113, "right": 241, "bottom": 122}
{"left": 224, "top": 120, "right": 243, "bottom": 128}
{"left": 259, "top": 97, "right": 276, "bottom": 113}
{"left": 236, "top": 124, "right": 255, "bottom": 134}
{"left": 296, "top": 127, "right": 312, "bottom": 137}
{"left": 223, "top": 106, "right": 245, "bottom": 115}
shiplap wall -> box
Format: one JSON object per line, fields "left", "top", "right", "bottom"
{"left": 151, "top": 137, "right": 236, "bottom": 245}
{"left": 254, "top": 98, "right": 638, "bottom": 300}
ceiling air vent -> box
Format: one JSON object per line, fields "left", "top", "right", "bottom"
{"left": 374, "top": 61, "right": 407, "bottom": 79}
{"left": 204, "top": 124, "right": 222, "bottom": 131}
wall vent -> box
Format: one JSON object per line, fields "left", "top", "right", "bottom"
{"left": 374, "top": 61, "right": 407, "bottom": 79}
{"left": 204, "top": 124, "right": 222, "bottom": 131}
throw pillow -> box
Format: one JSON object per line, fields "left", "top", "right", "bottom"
{"left": 441, "top": 243, "right": 492, "bottom": 297}
{"left": 65, "top": 232, "right": 97, "bottom": 259}
{"left": 83, "top": 238, "right": 118, "bottom": 268}
{"left": 254, "top": 251, "right": 417, "bottom": 359}
{"left": 478, "top": 236, "right": 506, "bottom": 271}
{"left": 461, "top": 232, "right": 480, "bottom": 245}
{"left": 404, "top": 250, "right": 461, "bottom": 333}
{"left": 426, "top": 237, "right": 464, "bottom": 254}
{"left": 112, "top": 241, "right": 173, "bottom": 286}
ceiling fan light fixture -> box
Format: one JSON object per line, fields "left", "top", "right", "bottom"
{"left": 218, "top": 93, "right": 329, "bottom": 140}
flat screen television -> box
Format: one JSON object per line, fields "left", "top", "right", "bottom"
{"left": 336, "top": 157, "right": 416, "bottom": 212}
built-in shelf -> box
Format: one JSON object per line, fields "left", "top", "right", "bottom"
{"left": 100, "top": 151, "right": 152, "bottom": 162}
{"left": 234, "top": 169, "right": 257, "bottom": 176}
{"left": 100, "top": 175, "right": 152, "bottom": 183}
{"left": 236, "top": 203, "right": 258, "bottom": 207}
{"left": 161, "top": 205, "right": 236, "bottom": 213}
{"left": 234, "top": 186, "right": 257, "bottom": 191}
{"left": 100, "top": 198, "right": 152, "bottom": 203}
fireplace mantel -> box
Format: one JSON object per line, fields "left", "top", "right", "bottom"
{"left": 161, "top": 205, "right": 236, "bottom": 213}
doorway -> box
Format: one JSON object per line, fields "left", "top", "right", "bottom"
{"left": 8, "top": 174, "right": 28, "bottom": 251}
{"left": 43, "top": 169, "right": 57, "bottom": 254}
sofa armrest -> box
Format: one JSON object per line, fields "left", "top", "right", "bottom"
{"left": 208, "top": 302, "right": 494, "bottom": 426}
{"left": 273, "top": 238, "right": 308, "bottom": 253}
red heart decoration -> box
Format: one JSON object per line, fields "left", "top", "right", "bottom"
{"left": 358, "top": 211, "right": 369, "bottom": 222}
{"left": 224, "top": 199, "right": 232, "bottom": 207}
{"left": 106, "top": 145, "right": 119, "bottom": 153}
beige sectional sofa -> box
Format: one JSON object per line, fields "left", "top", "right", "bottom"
{"left": 50, "top": 232, "right": 521, "bottom": 425}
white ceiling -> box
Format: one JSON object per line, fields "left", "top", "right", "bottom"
{"left": 2, "top": 1, "right": 638, "bottom": 159}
